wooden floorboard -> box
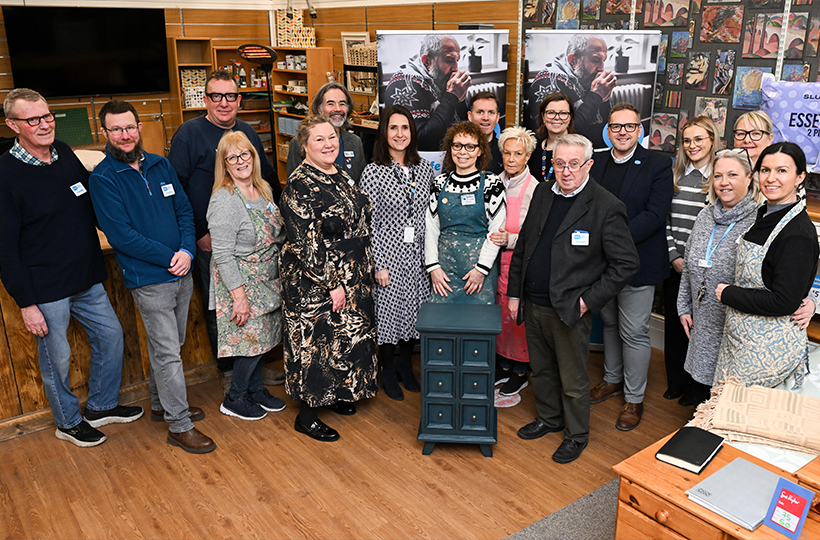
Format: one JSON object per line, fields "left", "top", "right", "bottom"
{"left": 0, "top": 350, "right": 692, "bottom": 539}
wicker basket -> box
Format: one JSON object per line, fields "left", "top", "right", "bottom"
{"left": 349, "top": 42, "right": 377, "bottom": 67}
{"left": 277, "top": 143, "right": 290, "bottom": 162}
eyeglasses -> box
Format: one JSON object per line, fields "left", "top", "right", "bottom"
{"left": 224, "top": 150, "right": 252, "bottom": 165}
{"left": 104, "top": 125, "right": 139, "bottom": 136}
{"left": 544, "top": 110, "right": 571, "bottom": 120}
{"left": 10, "top": 112, "right": 55, "bottom": 127}
{"left": 206, "top": 92, "right": 240, "bottom": 103}
{"left": 715, "top": 148, "right": 752, "bottom": 169}
{"left": 552, "top": 158, "right": 590, "bottom": 172}
{"left": 451, "top": 142, "right": 478, "bottom": 152}
{"left": 733, "top": 129, "right": 769, "bottom": 141}
{"left": 609, "top": 123, "right": 640, "bottom": 133}
{"left": 682, "top": 136, "right": 709, "bottom": 147}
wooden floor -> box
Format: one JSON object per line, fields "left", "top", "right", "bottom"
{"left": 0, "top": 350, "right": 692, "bottom": 540}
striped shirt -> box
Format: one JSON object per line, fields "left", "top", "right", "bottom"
{"left": 667, "top": 164, "right": 709, "bottom": 263}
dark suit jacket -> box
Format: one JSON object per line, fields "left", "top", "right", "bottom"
{"left": 507, "top": 178, "right": 639, "bottom": 329}
{"left": 590, "top": 145, "right": 673, "bottom": 286}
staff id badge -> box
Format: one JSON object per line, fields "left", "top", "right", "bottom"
{"left": 698, "top": 259, "right": 713, "bottom": 268}
{"left": 161, "top": 183, "right": 175, "bottom": 197}
{"left": 70, "top": 182, "right": 87, "bottom": 196}
{"left": 571, "top": 230, "right": 589, "bottom": 246}
{"left": 403, "top": 226, "right": 415, "bottom": 243}
{"left": 460, "top": 193, "right": 476, "bottom": 206}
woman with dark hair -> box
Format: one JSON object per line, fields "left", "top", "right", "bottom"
{"left": 714, "top": 142, "right": 819, "bottom": 388}
{"left": 425, "top": 121, "right": 506, "bottom": 305}
{"left": 527, "top": 92, "right": 575, "bottom": 182}
{"left": 663, "top": 116, "right": 720, "bottom": 406}
{"left": 279, "top": 116, "right": 379, "bottom": 441}
{"left": 360, "top": 105, "right": 434, "bottom": 400}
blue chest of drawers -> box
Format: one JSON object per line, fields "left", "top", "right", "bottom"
{"left": 415, "top": 303, "right": 502, "bottom": 457}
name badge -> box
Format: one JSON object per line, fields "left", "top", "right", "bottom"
{"left": 698, "top": 259, "right": 713, "bottom": 268}
{"left": 70, "top": 182, "right": 87, "bottom": 196}
{"left": 571, "top": 230, "right": 589, "bottom": 246}
{"left": 344, "top": 151, "right": 354, "bottom": 158}
{"left": 403, "top": 226, "right": 415, "bottom": 243}
{"left": 348, "top": 178, "right": 355, "bottom": 186}
{"left": 161, "top": 183, "right": 175, "bottom": 197}
{"left": 461, "top": 193, "right": 476, "bottom": 206}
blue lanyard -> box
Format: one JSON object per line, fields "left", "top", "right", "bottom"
{"left": 704, "top": 222, "right": 736, "bottom": 264}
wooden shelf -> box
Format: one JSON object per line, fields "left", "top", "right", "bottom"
{"left": 276, "top": 110, "right": 306, "bottom": 119}
{"left": 178, "top": 62, "right": 213, "bottom": 68}
{"left": 272, "top": 68, "right": 308, "bottom": 74}
{"left": 277, "top": 90, "right": 309, "bottom": 97}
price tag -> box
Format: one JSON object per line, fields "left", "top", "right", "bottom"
{"left": 765, "top": 477, "right": 813, "bottom": 540}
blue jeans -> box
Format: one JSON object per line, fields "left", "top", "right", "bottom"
{"left": 36, "top": 283, "right": 124, "bottom": 429}
{"left": 130, "top": 275, "right": 195, "bottom": 434}
{"left": 228, "top": 354, "right": 264, "bottom": 401}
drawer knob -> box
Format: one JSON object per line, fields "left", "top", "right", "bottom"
{"left": 438, "top": 413, "right": 443, "bottom": 419}
{"left": 473, "top": 349, "right": 479, "bottom": 356}
{"left": 471, "top": 415, "right": 477, "bottom": 421}
{"left": 654, "top": 510, "right": 669, "bottom": 524}
{"left": 437, "top": 381, "right": 443, "bottom": 388}
{"left": 437, "top": 348, "right": 443, "bottom": 355}
{"left": 472, "top": 382, "right": 478, "bottom": 388}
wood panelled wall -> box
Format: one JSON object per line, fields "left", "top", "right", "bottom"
{"left": 311, "top": 1, "right": 521, "bottom": 126}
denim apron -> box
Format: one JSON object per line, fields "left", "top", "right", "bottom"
{"left": 430, "top": 172, "right": 497, "bottom": 305}
{"left": 714, "top": 203, "right": 808, "bottom": 388}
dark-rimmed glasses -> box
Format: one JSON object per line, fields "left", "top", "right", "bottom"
{"left": 10, "top": 112, "right": 55, "bottom": 127}
{"left": 544, "top": 110, "right": 571, "bottom": 120}
{"left": 733, "top": 129, "right": 769, "bottom": 142}
{"left": 104, "top": 125, "right": 139, "bottom": 136}
{"left": 451, "top": 142, "right": 478, "bottom": 152}
{"left": 609, "top": 123, "right": 640, "bottom": 133}
{"left": 552, "top": 158, "right": 590, "bottom": 172}
{"left": 224, "top": 150, "right": 252, "bottom": 165}
{"left": 206, "top": 92, "right": 240, "bottom": 103}
{"left": 715, "top": 148, "right": 752, "bottom": 169}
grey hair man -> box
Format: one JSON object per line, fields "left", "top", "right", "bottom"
{"left": 286, "top": 81, "right": 366, "bottom": 181}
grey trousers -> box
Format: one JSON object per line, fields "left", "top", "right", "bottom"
{"left": 525, "top": 301, "right": 593, "bottom": 444}
{"left": 131, "top": 274, "right": 195, "bottom": 434}
{"left": 600, "top": 283, "right": 655, "bottom": 403}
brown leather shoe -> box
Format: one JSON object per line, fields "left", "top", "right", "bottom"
{"left": 167, "top": 427, "right": 216, "bottom": 454}
{"left": 616, "top": 402, "right": 644, "bottom": 431}
{"left": 590, "top": 381, "right": 624, "bottom": 404}
{"left": 151, "top": 406, "right": 205, "bottom": 423}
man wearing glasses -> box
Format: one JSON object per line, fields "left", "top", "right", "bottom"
{"left": 507, "top": 133, "right": 638, "bottom": 463}
{"left": 0, "top": 89, "right": 143, "bottom": 448}
{"left": 527, "top": 35, "right": 617, "bottom": 149}
{"left": 168, "top": 70, "right": 281, "bottom": 393}
{"left": 89, "top": 100, "right": 215, "bottom": 455}
{"left": 589, "top": 103, "right": 674, "bottom": 432}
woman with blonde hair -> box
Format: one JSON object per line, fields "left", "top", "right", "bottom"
{"left": 663, "top": 116, "right": 719, "bottom": 406}
{"left": 731, "top": 110, "right": 774, "bottom": 169}
{"left": 207, "top": 130, "right": 286, "bottom": 420}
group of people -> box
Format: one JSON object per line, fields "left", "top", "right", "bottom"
{"left": 1, "top": 68, "right": 816, "bottom": 464}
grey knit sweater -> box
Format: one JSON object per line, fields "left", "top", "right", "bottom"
{"left": 677, "top": 192, "right": 760, "bottom": 385}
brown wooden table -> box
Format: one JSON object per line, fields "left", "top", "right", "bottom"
{"left": 613, "top": 434, "right": 820, "bottom": 539}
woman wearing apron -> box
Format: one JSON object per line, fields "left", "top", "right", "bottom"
{"left": 425, "top": 121, "right": 506, "bottom": 305}
{"left": 715, "top": 142, "right": 819, "bottom": 388}
{"left": 208, "top": 131, "right": 287, "bottom": 420}
{"left": 491, "top": 127, "right": 539, "bottom": 397}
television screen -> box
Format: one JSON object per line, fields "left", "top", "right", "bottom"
{"left": 3, "top": 6, "right": 170, "bottom": 99}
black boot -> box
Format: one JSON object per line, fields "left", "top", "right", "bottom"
{"left": 380, "top": 344, "right": 404, "bottom": 401}
{"left": 396, "top": 340, "right": 420, "bottom": 392}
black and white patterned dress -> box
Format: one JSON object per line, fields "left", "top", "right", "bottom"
{"left": 360, "top": 159, "right": 434, "bottom": 345}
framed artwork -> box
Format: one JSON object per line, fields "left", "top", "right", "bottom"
{"left": 700, "top": 6, "right": 744, "bottom": 43}
{"left": 658, "top": 34, "right": 668, "bottom": 74}
{"left": 685, "top": 51, "right": 710, "bottom": 90}
{"left": 691, "top": 0, "right": 702, "bottom": 14}
{"left": 713, "top": 49, "right": 736, "bottom": 94}
{"left": 607, "top": 0, "right": 642, "bottom": 14}
{"left": 670, "top": 31, "right": 690, "bottom": 57}
{"left": 781, "top": 64, "right": 811, "bottom": 81}
{"left": 665, "top": 89, "right": 682, "bottom": 107}
{"left": 808, "top": 18, "right": 820, "bottom": 57}
{"left": 341, "top": 33, "right": 375, "bottom": 96}
{"left": 732, "top": 66, "right": 773, "bottom": 110}
{"left": 644, "top": 0, "right": 689, "bottom": 26}
{"left": 583, "top": 0, "right": 602, "bottom": 18}
{"left": 341, "top": 32, "right": 370, "bottom": 65}
{"left": 792, "top": 0, "right": 812, "bottom": 5}
{"left": 784, "top": 14, "right": 809, "bottom": 58}
{"left": 667, "top": 63, "right": 684, "bottom": 85}
{"left": 694, "top": 96, "right": 728, "bottom": 136}
{"left": 556, "top": 0, "right": 581, "bottom": 29}
{"left": 524, "top": 0, "right": 539, "bottom": 21}
{"left": 678, "top": 110, "right": 689, "bottom": 142}
{"left": 743, "top": 13, "right": 806, "bottom": 59}
{"left": 749, "top": 0, "right": 782, "bottom": 7}
{"left": 654, "top": 82, "right": 664, "bottom": 108}
{"left": 650, "top": 112, "right": 679, "bottom": 152}
{"left": 543, "top": 0, "right": 557, "bottom": 25}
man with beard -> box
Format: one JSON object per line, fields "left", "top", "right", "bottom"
{"left": 0, "top": 89, "right": 143, "bottom": 448}
{"left": 286, "top": 82, "right": 366, "bottom": 181}
{"left": 526, "top": 35, "right": 617, "bottom": 149}
{"left": 168, "top": 70, "right": 281, "bottom": 393}
{"left": 90, "top": 100, "right": 215, "bottom": 455}
{"left": 384, "top": 35, "right": 471, "bottom": 151}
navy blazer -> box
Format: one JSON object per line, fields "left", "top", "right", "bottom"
{"left": 507, "top": 178, "right": 639, "bottom": 330}
{"left": 590, "top": 145, "right": 673, "bottom": 286}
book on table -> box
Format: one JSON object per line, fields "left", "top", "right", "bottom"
{"left": 655, "top": 426, "right": 724, "bottom": 474}
{"left": 685, "top": 457, "right": 782, "bottom": 531}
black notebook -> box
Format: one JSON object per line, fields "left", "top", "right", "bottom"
{"left": 655, "top": 427, "right": 724, "bottom": 474}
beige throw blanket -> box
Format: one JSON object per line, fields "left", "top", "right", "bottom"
{"left": 691, "top": 379, "right": 820, "bottom": 455}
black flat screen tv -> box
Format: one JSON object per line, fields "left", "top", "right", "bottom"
{"left": 3, "top": 6, "right": 170, "bottom": 99}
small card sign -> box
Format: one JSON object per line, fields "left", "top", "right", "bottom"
{"left": 765, "top": 477, "right": 813, "bottom": 539}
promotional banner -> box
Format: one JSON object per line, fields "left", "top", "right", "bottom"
{"left": 761, "top": 76, "right": 820, "bottom": 172}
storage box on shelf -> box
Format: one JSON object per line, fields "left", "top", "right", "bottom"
{"left": 268, "top": 46, "right": 333, "bottom": 185}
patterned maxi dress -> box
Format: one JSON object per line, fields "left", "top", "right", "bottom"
{"left": 279, "top": 163, "right": 379, "bottom": 406}
{"left": 360, "top": 159, "right": 433, "bottom": 345}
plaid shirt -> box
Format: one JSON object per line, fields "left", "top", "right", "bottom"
{"left": 10, "top": 139, "right": 59, "bottom": 166}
